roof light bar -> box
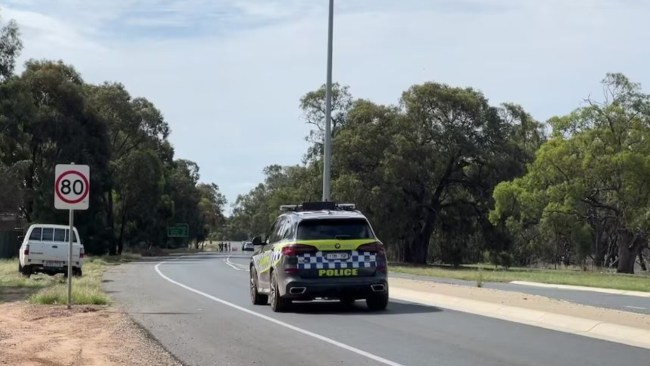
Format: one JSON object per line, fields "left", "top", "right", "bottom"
{"left": 279, "top": 202, "right": 357, "bottom": 212}
{"left": 280, "top": 205, "right": 300, "bottom": 212}
{"left": 337, "top": 203, "right": 356, "bottom": 210}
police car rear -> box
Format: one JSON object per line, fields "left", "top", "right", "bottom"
{"left": 249, "top": 202, "right": 388, "bottom": 312}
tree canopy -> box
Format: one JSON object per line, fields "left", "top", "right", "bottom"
{"left": 491, "top": 74, "right": 650, "bottom": 273}
{"left": 0, "top": 17, "right": 226, "bottom": 254}
{"left": 228, "top": 74, "right": 648, "bottom": 274}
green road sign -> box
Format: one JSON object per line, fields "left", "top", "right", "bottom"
{"left": 167, "top": 223, "right": 189, "bottom": 238}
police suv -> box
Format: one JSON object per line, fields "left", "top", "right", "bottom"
{"left": 249, "top": 202, "right": 388, "bottom": 312}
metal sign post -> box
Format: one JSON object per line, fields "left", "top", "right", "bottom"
{"left": 68, "top": 209, "right": 74, "bottom": 308}
{"left": 54, "top": 163, "right": 90, "bottom": 310}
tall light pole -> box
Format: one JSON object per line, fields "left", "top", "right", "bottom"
{"left": 322, "top": 0, "right": 334, "bottom": 202}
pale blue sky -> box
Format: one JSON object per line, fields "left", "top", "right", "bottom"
{"left": 2, "top": 0, "right": 649, "bottom": 212}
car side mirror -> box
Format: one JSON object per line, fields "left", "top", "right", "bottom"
{"left": 252, "top": 236, "right": 263, "bottom": 246}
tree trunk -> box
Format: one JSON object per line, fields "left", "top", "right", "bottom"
{"left": 404, "top": 210, "right": 437, "bottom": 264}
{"left": 404, "top": 236, "right": 430, "bottom": 264}
{"left": 23, "top": 151, "right": 37, "bottom": 222}
{"left": 639, "top": 251, "right": 648, "bottom": 272}
{"left": 591, "top": 223, "right": 603, "bottom": 268}
{"left": 617, "top": 244, "right": 635, "bottom": 274}
{"left": 107, "top": 190, "right": 116, "bottom": 255}
{"left": 617, "top": 231, "right": 643, "bottom": 274}
{"left": 117, "top": 207, "right": 128, "bottom": 255}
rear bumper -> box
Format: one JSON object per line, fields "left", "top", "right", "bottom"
{"left": 280, "top": 275, "right": 388, "bottom": 300}
{"left": 24, "top": 264, "right": 81, "bottom": 274}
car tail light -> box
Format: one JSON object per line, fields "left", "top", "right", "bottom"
{"left": 80, "top": 247, "right": 84, "bottom": 259}
{"left": 357, "top": 242, "right": 386, "bottom": 255}
{"left": 23, "top": 244, "right": 29, "bottom": 256}
{"left": 282, "top": 244, "right": 318, "bottom": 257}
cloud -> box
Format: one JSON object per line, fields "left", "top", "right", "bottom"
{"left": 2, "top": 0, "right": 649, "bottom": 210}
{"left": 1, "top": 8, "right": 105, "bottom": 52}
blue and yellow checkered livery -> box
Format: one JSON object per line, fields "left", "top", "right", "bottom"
{"left": 297, "top": 251, "right": 377, "bottom": 270}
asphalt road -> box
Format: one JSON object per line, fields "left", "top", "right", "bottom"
{"left": 104, "top": 253, "right": 650, "bottom": 366}
{"left": 391, "top": 272, "right": 650, "bottom": 315}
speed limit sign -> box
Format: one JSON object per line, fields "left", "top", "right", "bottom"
{"left": 54, "top": 164, "right": 90, "bottom": 210}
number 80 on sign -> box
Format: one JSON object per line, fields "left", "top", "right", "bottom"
{"left": 54, "top": 164, "right": 90, "bottom": 210}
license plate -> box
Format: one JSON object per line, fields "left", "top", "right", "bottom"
{"left": 44, "top": 261, "right": 64, "bottom": 268}
{"left": 325, "top": 252, "right": 349, "bottom": 261}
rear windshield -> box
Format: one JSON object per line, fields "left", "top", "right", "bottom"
{"left": 28, "top": 227, "right": 78, "bottom": 242}
{"left": 297, "top": 218, "right": 374, "bottom": 240}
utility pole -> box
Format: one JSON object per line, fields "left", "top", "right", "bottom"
{"left": 322, "top": 0, "right": 334, "bottom": 202}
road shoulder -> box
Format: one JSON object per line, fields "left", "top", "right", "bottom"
{"left": 389, "top": 277, "right": 650, "bottom": 349}
{"left": 0, "top": 301, "right": 182, "bottom": 366}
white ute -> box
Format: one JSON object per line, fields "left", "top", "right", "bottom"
{"left": 18, "top": 224, "right": 85, "bottom": 277}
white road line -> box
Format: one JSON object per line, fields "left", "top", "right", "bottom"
{"left": 624, "top": 306, "right": 647, "bottom": 310}
{"left": 223, "top": 258, "right": 242, "bottom": 271}
{"left": 154, "top": 262, "right": 404, "bottom": 366}
{"left": 226, "top": 256, "right": 249, "bottom": 272}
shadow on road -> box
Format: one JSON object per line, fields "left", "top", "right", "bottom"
{"left": 288, "top": 299, "right": 441, "bottom": 316}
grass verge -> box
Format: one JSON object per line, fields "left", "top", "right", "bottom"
{"left": 0, "top": 259, "right": 56, "bottom": 302}
{"left": 0, "top": 259, "right": 53, "bottom": 289}
{"left": 4, "top": 248, "right": 204, "bottom": 305}
{"left": 1, "top": 254, "right": 143, "bottom": 305}
{"left": 29, "top": 257, "right": 117, "bottom": 305}
{"left": 390, "top": 264, "right": 650, "bottom": 292}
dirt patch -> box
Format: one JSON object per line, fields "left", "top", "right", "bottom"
{"left": 389, "top": 277, "right": 650, "bottom": 330}
{"left": 0, "top": 302, "right": 181, "bottom": 366}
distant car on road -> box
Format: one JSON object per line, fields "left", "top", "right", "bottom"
{"left": 249, "top": 202, "right": 388, "bottom": 312}
{"left": 18, "top": 224, "right": 84, "bottom": 277}
{"left": 241, "top": 241, "right": 254, "bottom": 251}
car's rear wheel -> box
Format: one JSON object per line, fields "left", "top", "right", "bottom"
{"left": 20, "top": 265, "right": 31, "bottom": 278}
{"left": 366, "top": 291, "right": 389, "bottom": 311}
{"left": 250, "top": 268, "right": 267, "bottom": 305}
{"left": 269, "top": 271, "right": 290, "bottom": 312}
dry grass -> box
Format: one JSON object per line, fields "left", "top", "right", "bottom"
{"left": 1, "top": 254, "right": 141, "bottom": 304}
{"left": 390, "top": 263, "right": 650, "bottom": 292}
{"left": 29, "top": 257, "right": 111, "bottom": 305}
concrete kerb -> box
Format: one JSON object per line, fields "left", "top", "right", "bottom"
{"left": 389, "top": 285, "right": 650, "bottom": 350}
{"left": 509, "top": 281, "right": 650, "bottom": 298}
